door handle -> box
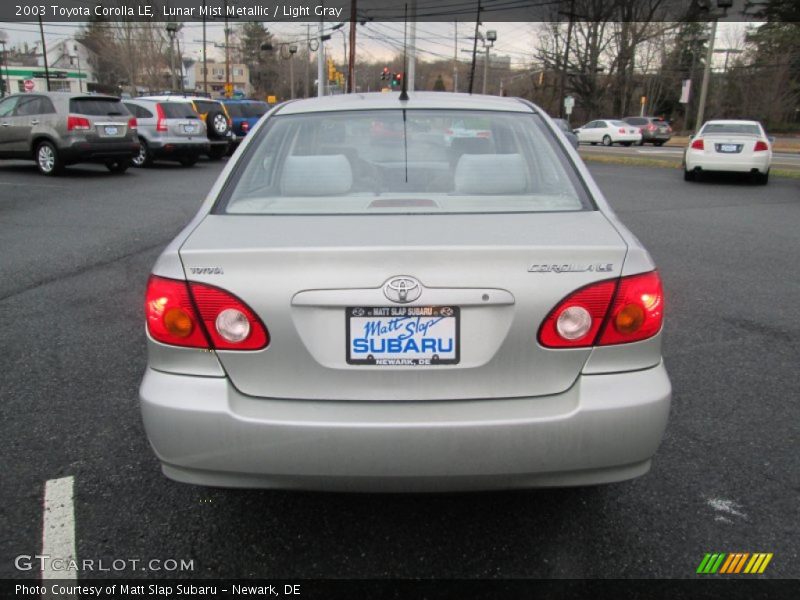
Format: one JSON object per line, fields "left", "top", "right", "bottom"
{"left": 0, "top": 122, "right": 9, "bottom": 127}
{"left": 30, "top": 120, "right": 40, "bottom": 125}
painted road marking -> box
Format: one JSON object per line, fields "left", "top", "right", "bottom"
{"left": 42, "top": 476, "right": 77, "bottom": 581}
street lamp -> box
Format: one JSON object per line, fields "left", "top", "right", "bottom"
{"left": 0, "top": 36, "right": 10, "bottom": 97}
{"left": 166, "top": 22, "right": 180, "bottom": 92}
{"left": 261, "top": 41, "right": 300, "bottom": 99}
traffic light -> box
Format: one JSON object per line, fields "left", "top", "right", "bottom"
{"left": 381, "top": 67, "right": 389, "bottom": 81}
{"left": 328, "top": 58, "right": 336, "bottom": 83}
{"left": 391, "top": 72, "right": 402, "bottom": 88}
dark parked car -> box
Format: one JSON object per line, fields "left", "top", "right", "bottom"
{"left": 623, "top": 116, "right": 672, "bottom": 146}
{"left": 220, "top": 99, "right": 270, "bottom": 153}
{"left": 553, "top": 118, "right": 579, "bottom": 149}
{"left": 0, "top": 92, "right": 139, "bottom": 175}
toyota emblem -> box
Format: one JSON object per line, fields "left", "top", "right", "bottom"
{"left": 383, "top": 276, "right": 422, "bottom": 303}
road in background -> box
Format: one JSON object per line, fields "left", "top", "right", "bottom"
{"left": 1, "top": 160, "right": 797, "bottom": 579}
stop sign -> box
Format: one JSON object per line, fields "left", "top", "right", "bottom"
{"left": 23, "top": 79, "right": 35, "bottom": 92}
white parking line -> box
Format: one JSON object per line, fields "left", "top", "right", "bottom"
{"left": 42, "top": 476, "right": 77, "bottom": 581}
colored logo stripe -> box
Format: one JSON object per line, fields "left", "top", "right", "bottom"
{"left": 697, "top": 553, "right": 773, "bottom": 574}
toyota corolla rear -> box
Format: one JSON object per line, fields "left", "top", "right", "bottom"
{"left": 139, "top": 94, "right": 671, "bottom": 491}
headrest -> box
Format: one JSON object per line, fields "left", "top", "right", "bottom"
{"left": 453, "top": 154, "right": 527, "bottom": 194}
{"left": 280, "top": 155, "right": 352, "bottom": 196}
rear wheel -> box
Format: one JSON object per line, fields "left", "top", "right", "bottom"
{"left": 683, "top": 168, "right": 695, "bottom": 182}
{"left": 132, "top": 139, "right": 152, "bottom": 167}
{"left": 35, "top": 141, "right": 63, "bottom": 176}
{"left": 179, "top": 155, "right": 199, "bottom": 167}
{"left": 753, "top": 170, "right": 769, "bottom": 185}
{"left": 602, "top": 135, "right": 612, "bottom": 146}
{"left": 105, "top": 159, "right": 131, "bottom": 174}
{"left": 654, "top": 141, "right": 665, "bottom": 147}
{"left": 207, "top": 145, "right": 228, "bottom": 161}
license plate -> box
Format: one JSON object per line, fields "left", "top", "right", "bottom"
{"left": 719, "top": 144, "right": 738, "bottom": 153}
{"left": 184, "top": 124, "right": 197, "bottom": 133}
{"left": 104, "top": 126, "right": 119, "bottom": 135}
{"left": 346, "top": 306, "right": 459, "bottom": 366}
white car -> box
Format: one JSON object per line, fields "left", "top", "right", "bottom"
{"left": 574, "top": 119, "right": 642, "bottom": 146}
{"left": 684, "top": 120, "right": 772, "bottom": 184}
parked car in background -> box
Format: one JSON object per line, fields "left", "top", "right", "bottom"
{"left": 140, "top": 92, "right": 670, "bottom": 492}
{"left": 124, "top": 99, "right": 208, "bottom": 167}
{"left": 552, "top": 118, "right": 579, "bottom": 149}
{"left": 0, "top": 92, "right": 139, "bottom": 175}
{"left": 443, "top": 118, "right": 492, "bottom": 146}
{"left": 623, "top": 116, "right": 672, "bottom": 146}
{"left": 220, "top": 99, "right": 270, "bottom": 153}
{"left": 683, "top": 119, "right": 772, "bottom": 184}
{"left": 139, "top": 95, "right": 232, "bottom": 160}
{"left": 574, "top": 119, "right": 642, "bottom": 146}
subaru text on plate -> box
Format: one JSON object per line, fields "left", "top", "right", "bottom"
{"left": 140, "top": 93, "right": 671, "bottom": 492}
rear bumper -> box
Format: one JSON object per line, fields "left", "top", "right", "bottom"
{"left": 685, "top": 151, "right": 770, "bottom": 173}
{"left": 60, "top": 140, "right": 140, "bottom": 163}
{"left": 641, "top": 132, "right": 671, "bottom": 143}
{"left": 140, "top": 362, "right": 671, "bottom": 491}
{"left": 150, "top": 141, "right": 209, "bottom": 158}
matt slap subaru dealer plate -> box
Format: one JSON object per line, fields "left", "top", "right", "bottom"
{"left": 346, "top": 306, "right": 460, "bottom": 366}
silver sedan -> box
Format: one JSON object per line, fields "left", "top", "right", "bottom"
{"left": 140, "top": 92, "right": 671, "bottom": 492}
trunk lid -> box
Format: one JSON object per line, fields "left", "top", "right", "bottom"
{"left": 179, "top": 211, "right": 628, "bottom": 401}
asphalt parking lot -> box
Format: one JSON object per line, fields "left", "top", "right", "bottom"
{"left": 0, "top": 158, "right": 798, "bottom": 581}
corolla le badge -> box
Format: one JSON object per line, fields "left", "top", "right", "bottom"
{"left": 528, "top": 263, "right": 614, "bottom": 273}
{"left": 383, "top": 276, "right": 422, "bottom": 303}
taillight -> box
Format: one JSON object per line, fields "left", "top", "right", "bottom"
{"left": 538, "top": 271, "right": 664, "bottom": 348}
{"left": 156, "top": 104, "right": 167, "bottom": 132}
{"left": 241, "top": 121, "right": 250, "bottom": 133}
{"left": 647, "top": 124, "right": 656, "bottom": 131}
{"left": 127, "top": 117, "right": 137, "bottom": 131}
{"left": 691, "top": 138, "right": 704, "bottom": 150}
{"left": 67, "top": 115, "right": 91, "bottom": 131}
{"left": 754, "top": 140, "right": 769, "bottom": 152}
{"left": 619, "top": 128, "right": 626, "bottom": 133}
{"left": 145, "top": 276, "right": 269, "bottom": 350}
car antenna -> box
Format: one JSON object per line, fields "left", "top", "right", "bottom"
{"left": 399, "top": 4, "right": 409, "bottom": 102}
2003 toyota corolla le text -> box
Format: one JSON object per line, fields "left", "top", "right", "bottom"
{"left": 139, "top": 92, "right": 671, "bottom": 492}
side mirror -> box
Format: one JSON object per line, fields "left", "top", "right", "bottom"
{"left": 573, "top": 129, "right": 580, "bottom": 134}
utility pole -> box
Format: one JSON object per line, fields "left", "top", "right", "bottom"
{"left": 305, "top": 24, "right": 311, "bottom": 98}
{"left": 224, "top": 0, "right": 230, "bottom": 96}
{"left": 558, "top": 0, "right": 576, "bottom": 118}
{"left": 317, "top": 18, "right": 325, "bottom": 97}
{"left": 347, "top": 0, "right": 357, "bottom": 93}
{"left": 481, "top": 31, "right": 496, "bottom": 95}
{"left": 407, "top": 0, "right": 417, "bottom": 92}
{"left": 694, "top": 19, "right": 717, "bottom": 131}
{"left": 202, "top": 0, "right": 208, "bottom": 94}
{"left": 468, "top": 1, "right": 481, "bottom": 94}
{"left": 453, "top": 22, "right": 458, "bottom": 92}
{"left": 37, "top": 15, "right": 51, "bottom": 91}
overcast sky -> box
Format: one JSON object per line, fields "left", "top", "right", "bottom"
{"left": 1, "top": 20, "right": 749, "bottom": 70}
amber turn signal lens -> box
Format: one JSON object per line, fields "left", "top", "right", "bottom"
{"left": 164, "top": 307, "right": 193, "bottom": 338}
{"left": 615, "top": 303, "right": 645, "bottom": 334}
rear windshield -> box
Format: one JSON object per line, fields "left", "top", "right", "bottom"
{"left": 193, "top": 100, "right": 220, "bottom": 114}
{"left": 219, "top": 110, "right": 590, "bottom": 215}
{"left": 160, "top": 103, "right": 198, "bottom": 118}
{"left": 701, "top": 123, "right": 760, "bottom": 135}
{"left": 610, "top": 120, "right": 629, "bottom": 127}
{"left": 243, "top": 102, "right": 269, "bottom": 118}
{"left": 69, "top": 98, "right": 129, "bottom": 116}
{"left": 224, "top": 103, "right": 245, "bottom": 118}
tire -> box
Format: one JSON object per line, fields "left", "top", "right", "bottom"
{"left": 105, "top": 159, "right": 131, "bottom": 174}
{"left": 179, "top": 155, "right": 199, "bottom": 167}
{"left": 602, "top": 135, "right": 612, "bottom": 146}
{"left": 654, "top": 141, "right": 665, "bottom": 147}
{"left": 132, "top": 139, "right": 152, "bottom": 167}
{"left": 753, "top": 170, "right": 769, "bottom": 185}
{"left": 207, "top": 145, "right": 228, "bottom": 161}
{"left": 206, "top": 111, "right": 230, "bottom": 139}
{"left": 683, "top": 168, "right": 695, "bottom": 182}
{"left": 35, "top": 141, "right": 63, "bottom": 176}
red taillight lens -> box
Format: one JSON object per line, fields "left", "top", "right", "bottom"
{"left": 241, "top": 121, "right": 250, "bottom": 133}
{"left": 67, "top": 115, "right": 91, "bottom": 131}
{"left": 156, "top": 104, "right": 167, "bottom": 132}
{"left": 145, "top": 276, "right": 269, "bottom": 350}
{"left": 538, "top": 280, "right": 617, "bottom": 348}
{"left": 691, "top": 138, "right": 704, "bottom": 150}
{"left": 127, "top": 117, "right": 137, "bottom": 131}
{"left": 597, "top": 271, "right": 664, "bottom": 345}
{"left": 538, "top": 271, "right": 664, "bottom": 348}
{"left": 619, "top": 128, "right": 626, "bottom": 133}
{"left": 754, "top": 140, "right": 769, "bottom": 152}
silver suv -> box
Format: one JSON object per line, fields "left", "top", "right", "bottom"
{"left": 124, "top": 99, "right": 208, "bottom": 167}
{"left": 0, "top": 92, "right": 139, "bottom": 175}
